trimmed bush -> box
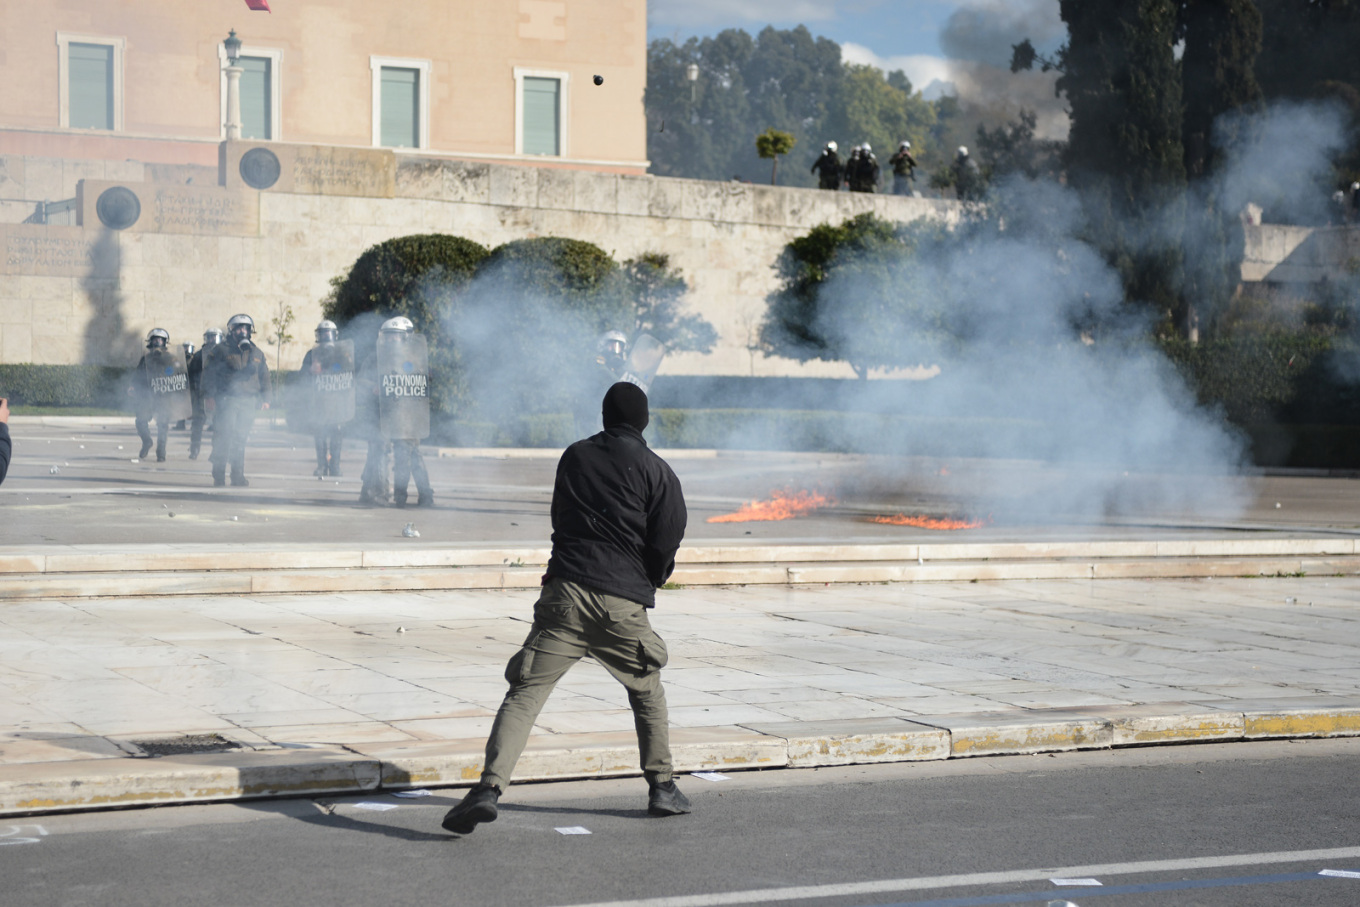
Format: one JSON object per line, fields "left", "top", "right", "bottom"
{"left": 0, "top": 365, "right": 128, "bottom": 408}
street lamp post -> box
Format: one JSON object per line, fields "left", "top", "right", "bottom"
{"left": 686, "top": 63, "right": 698, "bottom": 105}
{"left": 223, "top": 29, "right": 243, "bottom": 140}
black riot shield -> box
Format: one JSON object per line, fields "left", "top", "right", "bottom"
{"left": 377, "top": 332, "right": 430, "bottom": 441}
{"left": 145, "top": 348, "right": 192, "bottom": 421}
{"left": 619, "top": 334, "right": 666, "bottom": 393}
{"left": 308, "top": 340, "right": 356, "bottom": 427}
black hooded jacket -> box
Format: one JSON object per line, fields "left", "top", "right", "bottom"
{"left": 545, "top": 424, "right": 687, "bottom": 608}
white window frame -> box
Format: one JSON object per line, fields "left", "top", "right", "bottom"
{"left": 57, "top": 32, "right": 125, "bottom": 131}
{"left": 370, "top": 56, "right": 430, "bottom": 149}
{"left": 218, "top": 43, "right": 283, "bottom": 141}
{"left": 514, "top": 67, "right": 570, "bottom": 157}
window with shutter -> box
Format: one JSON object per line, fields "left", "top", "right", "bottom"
{"left": 522, "top": 76, "right": 560, "bottom": 156}
{"left": 239, "top": 56, "right": 272, "bottom": 140}
{"left": 380, "top": 66, "right": 419, "bottom": 148}
{"left": 69, "top": 42, "right": 114, "bottom": 130}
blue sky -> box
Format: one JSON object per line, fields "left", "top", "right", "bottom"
{"left": 646, "top": 0, "right": 1068, "bottom": 105}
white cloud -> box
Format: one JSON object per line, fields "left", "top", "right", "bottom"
{"left": 841, "top": 42, "right": 954, "bottom": 94}
{"left": 841, "top": 40, "right": 1069, "bottom": 139}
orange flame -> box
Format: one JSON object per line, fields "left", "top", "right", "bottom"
{"left": 868, "top": 513, "right": 988, "bottom": 530}
{"left": 708, "top": 489, "right": 834, "bottom": 523}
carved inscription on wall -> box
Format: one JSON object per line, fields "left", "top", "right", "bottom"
{"left": 0, "top": 225, "right": 113, "bottom": 277}
{"left": 222, "top": 142, "right": 395, "bottom": 198}
{"left": 78, "top": 181, "right": 259, "bottom": 237}
{"left": 151, "top": 186, "right": 256, "bottom": 235}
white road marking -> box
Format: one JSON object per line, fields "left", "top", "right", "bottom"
{"left": 0, "top": 825, "right": 49, "bottom": 846}
{"left": 553, "top": 846, "right": 1360, "bottom": 907}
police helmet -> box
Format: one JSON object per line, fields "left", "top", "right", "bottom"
{"left": 146, "top": 327, "right": 170, "bottom": 349}
{"left": 825, "top": 141, "right": 837, "bottom": 153}
{"left": 1353, "top": 182, "right": 1360, "bottom": 191}
{"left": 203, "top": 328, "right": 224, "bottom": 344}
{"left": 597, "top": 330, "right": 628, "bottom": 355}
{"left": 862, "top": 143, "right": 871, "bottom": 154}
{"left": 380, "top": 316, "right": 415, "bottom": 334}
{"left": 900, "top": 141, "right": 911, "bottom": 150}
{"left": 315, "top": 319, "right": 338, "bottom": 343}
{"left": 227, "top": 313, "right": 255, "bottom": 338}
{"left": 957, "top": 146, "right": 969, "bottom": 157}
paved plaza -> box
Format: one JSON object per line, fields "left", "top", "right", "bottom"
{"left": 1, "top": 417, "right": 1359, "bottom": 815}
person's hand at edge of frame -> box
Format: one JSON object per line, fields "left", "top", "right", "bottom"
{"left": 0, "top": 397, "right": 9, "bottom": 423}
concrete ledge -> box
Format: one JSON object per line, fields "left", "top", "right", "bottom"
{"left": 914, "top": 711, "right": 1114, "bottom": 757}
{"left": 3, "top": 552, "right": 1359, "bottom": 601}
{"left": 0, "top": 748, "right": 379, "bottom": 816}
{"left": 4, "top": 707, "right": 1360, "bottom": 818}
{"left": 742, "top": 718, "right": 950, "bottom": 766}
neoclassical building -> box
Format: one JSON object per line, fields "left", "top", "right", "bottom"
{"left": 0, "top": 0, "right": 648, "bottom": 174}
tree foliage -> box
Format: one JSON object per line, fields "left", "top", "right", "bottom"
{"left": 755, "top": 127, "right": 796, "bottom": 184}
{"left": 324, "top": 236, "right": 715, "bottom": 423}
{"left": 646, "top": 26, "right": 939, "bottom": 186}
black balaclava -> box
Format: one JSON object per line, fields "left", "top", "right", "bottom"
{"left": 601, "top": 382, "right": 649, "bottom": 432}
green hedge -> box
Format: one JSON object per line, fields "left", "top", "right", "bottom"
{"left": 0, "top": 364, "right": 129, "bottom": 408}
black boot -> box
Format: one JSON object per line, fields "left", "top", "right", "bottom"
{"left": 648, "top": 780, "right": 691, "bottom": 817}
{"left": 441, "top": 784, "right": 500, "bottom": 835}
{"left": 212, "top": 465, "right": 226, "bottom": 487}
{"left": 231, "top": 465, "right": 248, "bottom": 487}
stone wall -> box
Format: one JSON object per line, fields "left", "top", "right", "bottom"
{"left": 1241, "top": 223, "right": 1360, "bottom": 284}
{"left": 0, "top": 142, "right": 960, "bottom": 375}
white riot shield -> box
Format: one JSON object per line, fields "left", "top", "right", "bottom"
{"left": 619, "top": 334, "right": 666, "bottom": 393}
{"left": 308, "top": 340, "right": 356, "bottom": 427}
{"left": 145, "top": 348, "right": 192, "bottom": 421}
{"left": 377, "top": 332, "right": 430, "bottom": 441}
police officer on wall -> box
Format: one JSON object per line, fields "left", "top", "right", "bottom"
{"left": 811, "top": 141, "right": 842, "bottom": 191}
{"left": 129, "top": 328, "right": 173, "bottom": 461}
{"left": 205, "top": 313, "right": 271, "bottom": 487}
{"left": 187, "top": 328, "right": 222, "bottom": 461}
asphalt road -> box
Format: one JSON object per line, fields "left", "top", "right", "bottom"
{"left": 5, "top": 419, "right": 1359, "bottom": 547}
{"left": 7, "top": 738, "right": 1360, "bottom": 907}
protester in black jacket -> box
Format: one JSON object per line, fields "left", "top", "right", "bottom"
{"left": 441, "top": 383, "right": 692, "bottom": 836}
{"left": 0, "top": 396, "right": 10, "bottom": 486}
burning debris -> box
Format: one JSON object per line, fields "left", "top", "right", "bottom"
{"left": 707, "top": 489, "right": 834, "bottom": 523}
{"left": 868, "top": 513, "right": 989, "bottom": 530}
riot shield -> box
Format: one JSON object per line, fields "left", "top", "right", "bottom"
{"left": 308, "top": 340, "right": 356, "bottom": 427}
{"left": 377, "top": 332, "right": 430, "bottom": 440}
{"left": 619, "top": 334, "right": 666, "bottom": 393}
{"left": 145, "top": 348, "right": 192, "bottom": 421}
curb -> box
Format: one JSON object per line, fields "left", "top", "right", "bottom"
{"left": 4, "top": 704, "right": 1358, "bottom": 818}
{"left": 2, "top": 539, "right": 1359, "bottom": 600}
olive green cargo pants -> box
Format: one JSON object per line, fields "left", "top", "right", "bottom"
{"left": 480, "top": 577, "right": 672, "bottom": 789}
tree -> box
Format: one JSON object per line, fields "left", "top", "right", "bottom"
{"left": 1054, "top": 0, "right": 1187, "bottom": 333}
{"left": 267, "top": 302, "right": 295, "bottom": 375}
{"left": 323, "top": 234, "right": 490, "bottom": 418}
{"left": 755, "top": 128, "right": 795, "bottom": 184}
{"left": 622, "top": 253, "right": 717, "bottom": 354}
{"left": 760, "top": 214, "right": 953, "bottom": 378}
{"left": 827, "top": 64, "right": 937, "bottom": 169}
{"left": 1178, "top": 0, "right": 1263, "bottom": 339}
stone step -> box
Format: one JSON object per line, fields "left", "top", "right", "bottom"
{"left": 0, "top": 554, "right": 1357, "bottom": 601}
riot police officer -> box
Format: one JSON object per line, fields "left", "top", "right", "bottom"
{"left": 205, "top": 313, "right": 271, "bottom": 487}
{"left": 364, "top": 317, "right": 433, "bottom": 507}
{"left": 811, "top": 141, "right": 842, "bottom": 191}
{"left": 889, "top": 141, "right": 917, "bottom": 196}
{"left": 954, "top": 146, "right": 983, "bottom": 201}
{"left": 300, "top": 319, "right": 353, "bottom": 477}
{"left": 186, "top": 328, "right": 222, "bottom": 460}
{"left": 129, "top": 328, "right": 175, "bottom": 462}
{"left": 575, "top": 330, "right": 628, "bottom": 438}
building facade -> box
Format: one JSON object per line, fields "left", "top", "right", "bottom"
{"left": 0, "top": 0, "right": 648, "bottom": 174}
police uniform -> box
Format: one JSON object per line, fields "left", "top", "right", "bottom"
{"left": 206, "top": 319, "right": 271, "bottom": 486}
{"left": 186, "top": 331, "right": 220, "bottom": 460}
